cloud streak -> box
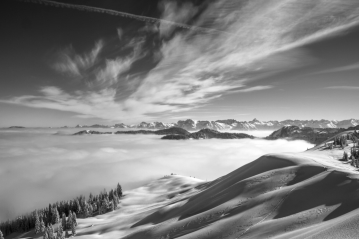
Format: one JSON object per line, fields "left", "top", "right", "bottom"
{"left": 158, "top": 1, "right": 198, "bottom": 37}
{"left": 52, "top": 40, "right": 103, "bottom": 79}
{"left": 229, "top": 85, "right": 274, "bottom": 93}
{"left": 325, "top": 86, "right": 359, "bottom": 90}
{"left": 313, "top": 62, "right": 359, "bottom": 75}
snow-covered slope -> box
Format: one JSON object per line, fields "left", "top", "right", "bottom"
{"left": 74, "top": 131, "right": 359, "bottom": 238}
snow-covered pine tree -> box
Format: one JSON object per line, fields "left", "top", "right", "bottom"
{"left": 65, "top": 227, "right": 69, "bottom": 238}
{"left": 56, "top": 224, "right": 64, "bottom": 239}
{"left": 67, "top": 211, "right": 73, "bottom": 230}
{"left": 72, "top": 212, "right": 77, "bottom": 226}
{"left": 75, "top": 199, "right": 82, "bottom": 215}
{"left": 71, "top": 221, "right": 76, "bottom": 236}
{"left": 89, "top": 204, "right": 93, "bottom": 216}
{"left": 117, "top": 183, "right": 123, "bottom": 197}
{"left": 61, "top": 212, "right": 66, "bottom": 230}
{"left": 48, "top": 225, "right": 54, "bottom": 239}
{"left": 111, "top": 201, "right": 115, "bottom": 211}
{"left": 52, "top": 207, "right": 60, "bottom": 224}
{"left": 43, "top": 227, "right": 49, "bottom": 239}
{"left": 40, "top": 218, "right": 46, "bottom": 233}
{"left": 113, "top": 197, "right": 118, "bottom": 210}
{"left": 35, "top": 211, "right": 41, "bottom": 234}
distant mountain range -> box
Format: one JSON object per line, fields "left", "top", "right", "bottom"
{"left": 74, "top": 127, "right": 255, "bottom": 140}
{"left": 75, "top": 118, "right": 359, "bottom": 131}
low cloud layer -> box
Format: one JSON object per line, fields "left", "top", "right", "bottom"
{"left": 2, "top": 0, "right": 359, "bottom": 122}
{"left": 0, "top": 129, "right": 313, "bottom": 221}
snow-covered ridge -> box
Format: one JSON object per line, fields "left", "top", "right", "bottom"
{"left": 75, "top": 118, "right": 359, "bottom": 131}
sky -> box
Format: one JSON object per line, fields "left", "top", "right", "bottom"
{"left": 1, "top": 0, "right": 359, "bottom": 127}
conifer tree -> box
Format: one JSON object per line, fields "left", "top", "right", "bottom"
{"left": 75, "top": 199, "right": 81, "bottom": 215}
{"left": 35, "top": 211, "right": 41, "bottom": 234}
{"left": 89, "top": 204, "right": 93, "bottom": 216}
{"left": 41, "top": 218, "right": 46, "bottom": 233}
{"left": 72, "top": 212, "right": 77, "bottom": 226}
{"left": 67, "top": 211, "right": 73, "bottom": 230}
{"left": 113, "top": 198, "right": 118, "bottom": 210}
{"left": 109, "top": 189, "right": 114, "bottom": 201}
{"left": 61, "top": 213, "right": 67, "bottom": 230}
{"left": 48, "top": 225, "right": 54, "bottom": 239}
{"left": 71, "top": 221, "right": 76, "bottom": 236}
{"left": 48, "top": 204, "right": 52, "bottom": 225}
{"left": 101, "top": 198, "right": 109, "bottom": 213}
{"left": 43, "top": 227, "right": 49, "bottom": 239}
{"left": 52, "top": 207, "right": 60, "bottom": 224}
{"left": 113, "top": 188, "right": 118, "bottom": 198}
{"left": 98, "top": 201, "right": 102, "bottom": 215}
{"left": 0, "top": 229, "right": 4, "bottom": 239}
{"left": 83, "top": 203, "right": 88, "bottom": 218}
{"left": 56, "top": 224, "right": 64, "bottom": 239}
{"left": 65, "top": 227, "right": 69, "bottom": 238}
{"left": 117, "top": 183, "right": 123, "bottom": 197}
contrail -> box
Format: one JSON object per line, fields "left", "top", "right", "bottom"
{"left": 17, "top": 0, "right": 230, "bottom": 35}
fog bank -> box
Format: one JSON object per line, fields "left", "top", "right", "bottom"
{"left": 0, "top": 128, "right": 313, "bottom": 221}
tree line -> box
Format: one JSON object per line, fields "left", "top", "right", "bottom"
{"left": 341, "top": 131, "right": 359, "bottom": 166}
{"left": 0, "top": 183, "right": 123, "bottom": 238}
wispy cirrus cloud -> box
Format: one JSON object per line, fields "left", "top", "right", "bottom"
{"left": 53, "top": 35, "right": 146, "bottom": 89}
{"left": 3, "top": 0, "right": 359, "bottom": 122}
{"left": 158, "top": 1, "right": 198, "bottom": 37}
{"left": 117, "top": 28, "right": 124, "bottom": 40}
{"left": 228, "top": 86, "right": 274, "bottom": 94}
{"left": 2, "top": 86, "right": 166, "bottom": 122}
{"left": 52, "top": 40, "right": 103, "bottom": 79}
{"left": 324, "top": 86, "right": 359, "bottom": 90}
{"left": 313, "top": 62, "right": 359, "bottom": 75}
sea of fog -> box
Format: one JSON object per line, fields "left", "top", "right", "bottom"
{"left": 0, "top": 128, "right": 314, "bottom": 221}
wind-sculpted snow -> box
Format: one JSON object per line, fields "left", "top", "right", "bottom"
{"left": 120, "top": 152, "right": 359, "bottom": 239}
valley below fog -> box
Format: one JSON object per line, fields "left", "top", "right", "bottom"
{"left": 0, "top": 128, "right": 313, "bottom": 221}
